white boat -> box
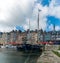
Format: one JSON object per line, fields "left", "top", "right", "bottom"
{"left": 1, "top": 45, "right": 6, "bottom": 48}
{"left": 5, "top": 44, "right": 16, "bottom": 49}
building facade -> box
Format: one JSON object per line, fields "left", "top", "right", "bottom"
{"left": 0, "top": 30, "right": 60, "bottom": 45}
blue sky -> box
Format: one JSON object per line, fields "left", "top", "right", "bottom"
{"left": 47, "top": 16, "right": 60, "bottom": 25}
{"left": 0, "top": 0, "right": 60, "bottom": 32}
{"left": 46, "top": 16, "right": 60, "bottom": 31}
{"left": 38, "top": 0, "right": 51, "bottom": 6}
{"left": 16, "top": 26, "right": 25, "bottom": 32}
{"left": 37, "top": 0, "right": 60, "bottom": 31}
{"left": 16, "top": 0, "right": 60, "bottom": 32}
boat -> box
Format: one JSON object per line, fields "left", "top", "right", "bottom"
{"left": 31, "top": 45, "right": 43, "bottom": 52}
{"left": 17, "top": 44, "right": 32, "bottom": 51}
{"left": 5, "top": 44, "right": 16, "bottom": 49}
{"left": 16, "top": 44, "right": 24, "bottom": 51}
{"left": 17, "top": 44, "right": 43, "bottom": 52}
{"left": 1, "top": 45, "right": 6, "bottom": 48}
{"left": 16, "top": 9, "right": 43, "bottom": 52}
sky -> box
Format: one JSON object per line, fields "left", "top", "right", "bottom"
{"left": 0, "top": 0, "right": 60, "bottom": 32}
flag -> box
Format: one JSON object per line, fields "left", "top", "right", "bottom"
{"left": 38, "top": 9, "right": 41, "bottom": 12}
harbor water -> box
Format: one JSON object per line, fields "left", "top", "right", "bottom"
{"left": 0, "top": 48, "right": 41, "bottom": 63}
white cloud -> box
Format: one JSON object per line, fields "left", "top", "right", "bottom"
{"left": 0, "top": 25, "right": 15, "bottom": 32}
{"left": 0, "top": 0, "right": 48, "bottom": 32}
{"left": 48, "top": 0, "right": 60, "bottom": 18}
{"left": 55, "top": 26, "right": 60, "bottom": 31}
{"left": 0, "top": 0, "right": 36, "bottom": 32}
{"left": 49, "top": 24, "right": 54, "bottom": 31}
{"left": 0, "top": 0, "right": 60, "bottom": 32}
{"left": 30, "top": 3, "right": 48, "bottom": 30}
{"left": 31, "top": 0, "right": 60, "bottom": 31}
{"left": 49, "top": 24, "right": 60, "bottom": 31}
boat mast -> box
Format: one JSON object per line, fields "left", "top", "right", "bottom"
{"left": 37, "top": 9, "right": 41, "bottom": 43}
{"left": 28, "top": 19, "right": 31, "bottom": 44}
{"left": 53, "top": 24, "right": 56, "bottom": 42}
{"left": 29, "top": 19, "right": 30, "bottom": 40}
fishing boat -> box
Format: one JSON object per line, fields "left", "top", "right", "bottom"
{"left": 16, "top": 9, "right": 43, "bottom": 52}
{"left": 17, "top": 44, "right": 43, "bottom": 52}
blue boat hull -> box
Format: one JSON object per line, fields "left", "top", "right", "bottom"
{"left": 16, "top": 44, "right": 43, "bottom": 52}
{"left": 53, "top": 42, "right": 60, "bottom": 45}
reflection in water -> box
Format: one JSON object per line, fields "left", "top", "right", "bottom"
{"left": 0, "top": 48, "right": 41, "bottom": 63}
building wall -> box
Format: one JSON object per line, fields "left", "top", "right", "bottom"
{"left": 0, "top": 30, "right": 60, "bottom": 45}
{"left": 0, "top": 33, "right": 7, "bottom": 45}
{"left": 30, "top": 32, "right": 37, "bottom": 45}
{"left": 10, "top": 31, "right": 18, "bottom": 42}
{"left": 16, "top": 32, "right": 27, "bottom": 44}
{"left": 27, "top": 32, "right": 37, "bottom": 44}
{"left": 16, "top": 33, "right": 23, "bottom": 44}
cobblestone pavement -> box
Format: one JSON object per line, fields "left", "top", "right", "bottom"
{"left": 37, "top": 50, "right": 60, "bottom": 63}
{"left": 23, "top": 45, "right": 60, "bottom": 63}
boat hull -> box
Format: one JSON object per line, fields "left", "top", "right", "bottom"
{"left": 16, "top": 44, "right": 43, "bottom": 52}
